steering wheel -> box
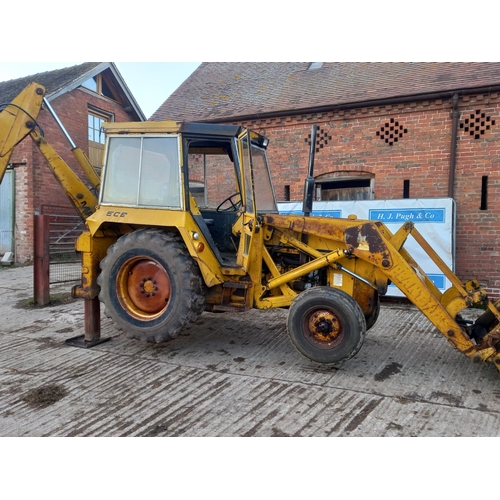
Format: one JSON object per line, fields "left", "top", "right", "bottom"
{"left": 216, "top": 192, "right": 241, "bottom": 212}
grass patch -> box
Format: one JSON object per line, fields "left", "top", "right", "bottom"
{"left": 16, "top": 292, "right": 77, "bottom": 309}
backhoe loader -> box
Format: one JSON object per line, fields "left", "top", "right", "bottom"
{"left": 1, "top": 82, "right": 500, "bottom": 372}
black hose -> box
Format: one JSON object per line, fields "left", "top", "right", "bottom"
{"left": 0, "top": 103, "right": 44, "bottom": 137}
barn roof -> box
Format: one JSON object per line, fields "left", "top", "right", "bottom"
{"left": 151, "top": 62, "right": 500, "bottom": 122}
{"left": 0, "top": 62, "right": 145, "bottom": 121}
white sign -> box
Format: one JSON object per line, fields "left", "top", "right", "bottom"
{"left": 278, "top": 198, "right": 455, "bottom": 297}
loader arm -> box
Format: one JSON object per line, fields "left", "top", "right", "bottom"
{"left": 262, "top": 214, "right": 500, "bottom": 370}
{"left": 0, "top": 82, "right": 97, "bottom": 220}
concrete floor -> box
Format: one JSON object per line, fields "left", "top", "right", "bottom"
{"left": 0, "top": 265, "right": 499, "bottom": 436}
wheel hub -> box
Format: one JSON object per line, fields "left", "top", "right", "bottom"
{"left": 119, "top": 259, "right": 171, "bottom": 316}
{"left": 307, "top": 310, "right": 342, "bottom": 347}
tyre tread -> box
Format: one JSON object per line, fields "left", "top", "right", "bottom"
{"left": 98, "top": 229, "right": 206, "bottom": 343}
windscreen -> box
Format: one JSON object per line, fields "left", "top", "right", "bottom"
{"left": 101, "top": 135, "right": 182, "bottom": 208}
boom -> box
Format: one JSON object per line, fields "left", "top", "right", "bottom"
{"left": 0, "top": 82, "right": 98, "bottom": 220}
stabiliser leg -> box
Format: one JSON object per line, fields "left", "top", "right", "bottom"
{"left": 65, "top": 297, "right": 111, "bottom": 348}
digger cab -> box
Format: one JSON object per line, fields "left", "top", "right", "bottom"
{"left": 92, "top": 121, "right": 277, "bottom": 282}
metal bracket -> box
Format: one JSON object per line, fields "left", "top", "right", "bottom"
{"left": 65, "top": 335, "right": 111, "bottom": 349}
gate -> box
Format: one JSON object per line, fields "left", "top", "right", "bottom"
{"left": 0, "top": 169, "right": 14, "bottom": 255}
{"left": 47, "top": 212, "right": 83, "bottom": 284}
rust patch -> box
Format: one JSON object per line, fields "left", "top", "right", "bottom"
{"left": 345, "top": 226, "right": 360, "bottom": 249}
{"left": 345, "top": 223, "right": 388, "bottom": 255}
{"left": 361, "top": 223, "right": 387, "bottom": 254}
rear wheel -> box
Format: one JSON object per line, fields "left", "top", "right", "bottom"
{"left": 287, "top": 287, "right": 366, "bottom": 365}
{"left": 98, "top": 229, "right": 206, "bottom": 343}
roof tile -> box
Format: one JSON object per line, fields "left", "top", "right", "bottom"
{"left": 0, "top": 62, "right": 103, "bottom": 104}
{"left": 151, "top": 62, "right": 500, "bottom": 122}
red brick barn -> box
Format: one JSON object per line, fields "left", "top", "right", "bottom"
{"left": 151, "top": 62, "right": 500, "bottom": 297}
{"left": 0, "top": 62, "right": 144, "bottom": 263}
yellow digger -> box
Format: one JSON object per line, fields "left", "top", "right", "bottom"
{"left": 1, "top": 82, "right": 500, "bottom": 371}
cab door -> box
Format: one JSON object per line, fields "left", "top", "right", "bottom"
{"left": 235, "top": 131, "right": 258, "bottom": 272}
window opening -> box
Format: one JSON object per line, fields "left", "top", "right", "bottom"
{"left": 480, "top": 175, "right": 488, "bottom": 210}
{"left": 284, "top": 185, "right": 290, "bottom": 201}
{"left": 82, "top": 77, "right": 97, "bottom": 92}
{"left": 317, "top": 178, "right": 373, "bottom": 201}
{"left": 82, "top": 72, "right": 120, "bottom": 102}
{"left": 88, "top": 113, "right": 106, "bottom": 145}
{"left": 403, "top": 179, "right": 410, "bottom": 198}
{"left": 187, "top": 142, "right": 239, "bottom": 210}
{"left": 88, "top": 109, "right": 112, "bottom": 169}
{"left": 308, "top": 62, "right": 323, "bottom": 70}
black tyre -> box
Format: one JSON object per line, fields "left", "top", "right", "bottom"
{"left": 97, "top": 228, "right": 206, "bottom": 343}
{"left": 287, "top": 287, "right": 366, "bottom": 365}
{"left": 365, "top": 292, "right": 380, "bottom": 331}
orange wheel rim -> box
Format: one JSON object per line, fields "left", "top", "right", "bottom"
{"left": 116, "top": 257, "right": 171, "bottom": 320}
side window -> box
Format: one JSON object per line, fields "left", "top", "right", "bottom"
{"left": 240, "top": 134, "right": 254, "bottom": 214}
{"left": 251, "top": 146, "right": 277, "bottom": 212}
{"left": 187, "top": 141, "right": 240, "bottom": 209}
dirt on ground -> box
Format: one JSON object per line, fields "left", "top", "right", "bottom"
{"left": 22, "top": 384, "right": 68, "bottom": 409}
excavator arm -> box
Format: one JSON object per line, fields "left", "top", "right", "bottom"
{"left": 0, "top": 82, "right": 45, "bottom": 182}
{"left": 0, "top": 82, "right": 98, "bottom": 220}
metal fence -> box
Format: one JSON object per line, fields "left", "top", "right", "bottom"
{"left": 48, "top": 214, "right": 83, "bottom": 284}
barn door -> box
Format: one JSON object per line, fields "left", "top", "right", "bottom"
{"left": 0, "top": 169, "right": 14, "bottom": 254}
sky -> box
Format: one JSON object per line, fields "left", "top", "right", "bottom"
{"left": 0, "top": 62, "right": 201, "bottom": 119}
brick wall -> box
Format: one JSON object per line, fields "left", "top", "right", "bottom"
{"left": 230, "top": 93, "right": 500, "bottom": 296}
{"left": 10, "top": 86, "right": 137, "bottom": 263}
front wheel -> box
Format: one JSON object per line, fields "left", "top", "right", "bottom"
{"left": 98, "top": 229, "right": 206, "bottom": 343}
{"left": 365, "top": 291, "right": 380, "bottom": 331}
{"left": 287, "top": 287, "right": 366, "bottom": 365}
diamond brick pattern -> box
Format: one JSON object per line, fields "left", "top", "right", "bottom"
{"left": 459, "top": 109, "right": 496, "bottom": 139}
{"left": 304, "top": 127, "right": 332, "bottom": 153}
{"left": 376, "top": 118, "right": 408, "bottom": 145}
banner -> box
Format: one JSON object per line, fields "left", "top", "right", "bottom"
{"left": 278, "top": 198, "right": 455, "bottom": 297}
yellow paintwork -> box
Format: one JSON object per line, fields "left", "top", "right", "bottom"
{"left": 0, "top": 82, "right": 45, "bottom": 184}
{"left": 72, "top": 231, "right": 117, "bottom": 299}
{"left": 102, "top": 121, "right": 183, "bottom": 134}
{"left": 87, "top": 205, "right": 226, "bottom": 287}
{"left": 0, "top": 82, "right": 98, "bottom": 221}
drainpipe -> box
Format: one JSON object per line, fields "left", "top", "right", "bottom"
{"left": 448, "top": 94, "right": 459, "bottom": 198}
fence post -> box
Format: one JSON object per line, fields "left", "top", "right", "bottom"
{"left": 34, "top": 213, "right": 50, "bottom": 305}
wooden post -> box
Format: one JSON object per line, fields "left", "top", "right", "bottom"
{"left": 33, "top": 214, "right": 50, "bottom": 305}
